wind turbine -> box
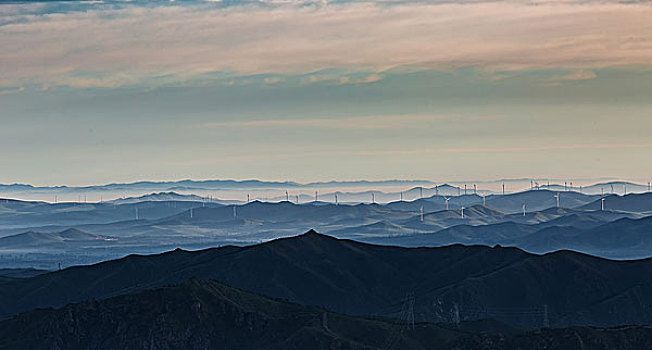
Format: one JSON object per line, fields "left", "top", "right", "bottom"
{"left": 601, "top": 197, "right": 605, "bottom": 211}
{"left": 502, "top": 183, "right": 505, "bottom": 195}
{"left": 247, "top": 194, "right": 250, "bottom": 203}
{"left": 190, "top": 208, "right": 193, "bottom": 219}
{"left": 285, "top": 191, "right": 289, "bottom": 202}
{"left": 444, "top": 197, "right": 450, "bottom": 210}
{"left": 554, "top": 193, "right": 560, "bottom": 208}
{"left": 435, "top": 185, "right": 439, "bottom": 196}
{"left": 400, "top": 192, "right": 403, "bottom": 201}
{"left": 464, "top": 184, "right": 467, "bottom": 196}
{"left": 474, "top": 184, "right": 477, "bottom": 194}
{"left": 371, "top": 193, "right": 375, "bottom": 204}
{"left": 335, "top": 193, "right": 338, "bottom": 205}
{"left": 315, "top": 191, "right": 318, "bottom": 202}
{"left": 296, "top": 195, "right": 299, "bottom": 203}
{"left": 522, "top": 204, "right": 526, "bottom": 217}
{"left": 460, "top": 206, "right": 465, "bottom": 219}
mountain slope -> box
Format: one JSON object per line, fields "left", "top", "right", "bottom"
{"left": 0, "top": 278, "right": 468, "bottom": 350}
{"left": 2, "top": 231, "right": 652, "bottom": 328}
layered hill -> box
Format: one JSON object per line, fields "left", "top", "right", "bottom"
{"left": 2, "top": 231, "right": 652, "bottom": 328}
{"left": 2, "top": 278, "right": 651, "bottom": 350}
{"left": 0, "top": 278, "right": 468, "bottom": 350}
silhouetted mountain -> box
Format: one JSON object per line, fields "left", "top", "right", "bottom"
{"left": 450, "top": 325, "right": 652, "bottom": 350}
{"left": 0, "top": 268, "right": 48, "bottom": 284}
{"left": 3, "top": 231, "right": 652, "bottom": 328}
{"left": 0, "top": 278, "right": 475, "bottom": 350}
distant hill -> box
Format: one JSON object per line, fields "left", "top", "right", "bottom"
{"left": 581, "top": 193, "right": 652, "bottom": 213}
{"left": 109, "top": 191, "right": 228, "bottom": 205}
{"left": 484, "top": 190, "right": 599, "bottom": 213}
{"left": 0, "top": 228, "right": 113, "bottom": 248}
{"left": 3, "top": 231, "right": 652, "bottom": 328}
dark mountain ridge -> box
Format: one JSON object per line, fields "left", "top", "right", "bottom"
{"left": 2, "top": 231, "right": 652, "bottom": 328}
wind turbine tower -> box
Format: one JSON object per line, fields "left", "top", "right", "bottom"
{"left": 461, "top": 206, "right": 465, "bottom": 219}
{"left": 247, "top": 194, "right": 250, "bottom": 203}
{"left": 522, "top": 204, "right": 526, "bottom": 217}
{"left": 372, "top": 193, "right": 375, "bottom": 204}
{"left": 400, "top": 192, "right": 403, "bottom": 201}
{"left": 315, "top": 191, "right": 318, "bottom": 202}
{"left": 445, "top": 197, "right": 450, "bottom": 210}
{"left": 601, "top": 197, "right": 605, "bottom": 211}
{"left": 335, "top": 193, "right": 338, "bottom": 205}
{"left": 464, "top": 184, "right": 467, "bottom": 195}
{"left": 554, "top": 193, "right": 560, "bottom": 208}
{"left": 286, "top": 191, "right": 289, "bottom": 202}
{"left": 502, "top": 183, "right": 505, "bottom": 195}
{"left": 474, "top": 184, "right": 477, "bottom": 194}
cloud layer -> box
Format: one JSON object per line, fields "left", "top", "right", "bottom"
{"left": 1, "top": 1, "right": 652, "bottom": 89}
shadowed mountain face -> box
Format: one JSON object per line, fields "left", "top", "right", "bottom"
{"left": 0, "top": 278, "right": 469, "bottom": 350}
{"left": 2, "top": 231, "right": 652, "bottom": 328}
{"left": 2, "top": 278, "right": 652, "bottom": 350}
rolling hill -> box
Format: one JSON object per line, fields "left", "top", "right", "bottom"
{"left": 2, "top": 231, "right": 652, "bottom": 328}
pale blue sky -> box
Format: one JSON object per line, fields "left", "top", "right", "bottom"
{"left": 1, "top": 1, "right": 652, "bottom": 185}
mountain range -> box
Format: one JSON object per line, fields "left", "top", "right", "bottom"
{"left": 4, "top": 277, "right": 651, "bottom": 350}
{"left": 3, "top": 231, "right": 652, "bottom": 329}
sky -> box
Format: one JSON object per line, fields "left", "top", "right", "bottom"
{"left": 1, "top": 0, "right": 652, "bottom": 186}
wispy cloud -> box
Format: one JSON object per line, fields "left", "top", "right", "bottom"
{"left": 354, "top": 142, "right": 652, "bottom": 156}
{"left": 1, "top": 2, "right": 652, "bottom": 89}
{"left": 199, "top": 114, "right": 451, "bottom": 129}
{"left": 542, "top": 69, "right": 597, "bottom": 86}
{"left": 0, "top": 86, "right": 24, "bottom": 95}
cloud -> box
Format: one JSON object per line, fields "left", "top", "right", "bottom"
{"left": 0, "top": 86, "right": 24, "bottom": 95}
{"left": 263, "top": 77, "right": 283, "bottom": 84}
{"left": 199, "top": 114, "right": 451, "bottom": 129}
{"left": 1, "top": 2, "right": 652, "bottom": 88}
{"left": 542, "top": 69, "right": 597, "bottom": 86}
{"left": 353, "top": 142, "right": 652, "bottom": 156}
